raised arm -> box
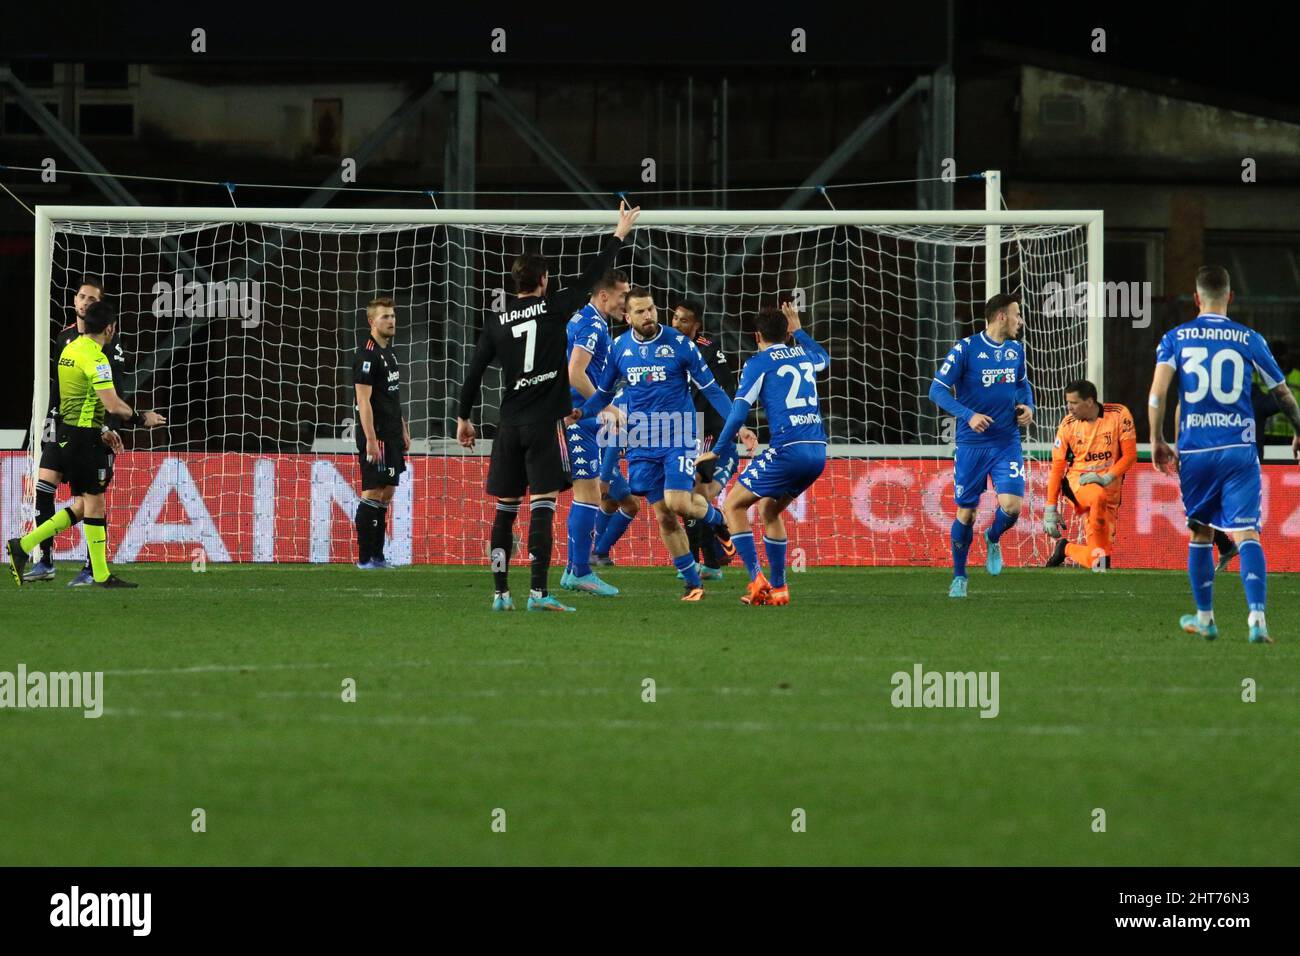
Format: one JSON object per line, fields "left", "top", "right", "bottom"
{"left": 791, "top": 328, "right": 829, "bottom": 372}
{"left": 548, "top": 202, "right": 640, "bottom": 317}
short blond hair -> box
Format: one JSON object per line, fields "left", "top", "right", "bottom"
{"left": 367, "top": 296, "right": 396, "bottom": 320}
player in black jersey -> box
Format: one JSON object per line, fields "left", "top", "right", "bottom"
{"left": 457, "top": 202, "right": 640, "bottom": 611}
{"left": 351, "top": 296, "right": 410, "bottom": 569}
{"left": 670, "top": 300, "right": 756, "bottom": 580}
{"left": 25, "top": 278, "right": 166, "bottom": 584}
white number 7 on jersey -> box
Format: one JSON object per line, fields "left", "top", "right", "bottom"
{"left": 512, "top": 319, "right": 538, "bottom": 373}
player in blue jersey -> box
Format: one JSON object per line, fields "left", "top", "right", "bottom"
{"left": 592, "top": 392, "right": 639, "bottom": 565}
{"left": 696, "top": 302, "right": 828, "bottom": 607}
{"left": 1148, "top": 266, "right": 1300, "bottom": 644}
{"left": 927, "top": 294, "right": 1035, "bottom": 598}
{"left": 577, "top": 287, "right": 735, "bottom": 600}
{"left": 670, "top": 300, "right": 759, "bottom": 580}
{"left": 560, "top": 269, "right": 629, "bottom": 596}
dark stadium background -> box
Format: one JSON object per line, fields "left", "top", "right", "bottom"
{"left": 4, "top": 4, "right": 1300, "bottom": 446}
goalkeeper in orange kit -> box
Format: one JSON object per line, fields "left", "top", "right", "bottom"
{"left": 1042, "top": 380, "right": 1138, "bottom": 569}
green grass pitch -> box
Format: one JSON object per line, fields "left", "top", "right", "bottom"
{"left": 2, "top": 563, "right": 1296, "bottom": 866}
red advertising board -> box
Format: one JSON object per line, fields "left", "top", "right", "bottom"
{"left": 4, "top": 452, "right": 1299, "bottom": 570}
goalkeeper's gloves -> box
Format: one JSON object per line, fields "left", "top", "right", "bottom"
{"left": 1078, "top": 471, "right": 1115, "bottom": 487}
{"left": 1043, "top": 504, "right": 1062, "bottom": 539}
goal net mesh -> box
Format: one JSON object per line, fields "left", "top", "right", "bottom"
{"left": 29, "top": 216, "right": 1091, "bottom": 567}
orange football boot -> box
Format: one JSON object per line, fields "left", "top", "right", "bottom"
{"left": 741, "top": 573, "right": 771, "bottom": 606}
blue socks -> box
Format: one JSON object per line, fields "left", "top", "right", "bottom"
{"left": 987, "top": 507, "right": 1018, "bottom": 543}
{"left": 765, "top": 536, "right": 787, "bottom": 587}
{"left": 595, "top": 507, "right": 634, "bottom": 556}
{"left": 1188, "top": 541, "right": 1215, "bottom": 611}
{"left": 1238, "top": 539, "right": 1267, "bottom": 613}
{"left": 567, "top": 501, "right": 600, "bottom": 577}
{"left": 673, "top": 551, "right": 701, "bottom": 588}
{"left": 732, "top": 531, "right": 761, "bottom": 579}
{"left": 951, "top": 519, "right": 974, "bottom": 577}
{"left": 702, "top": 503, "right": 725, "bottom": 527}
{"left": 593, "top": 509, "right": 612, "bottom": 547}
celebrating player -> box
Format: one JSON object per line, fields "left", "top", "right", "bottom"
{"left": 577, "top": 287, "right": 734, "bottom": 601}
{"left": 458, "top": 202, "right": 639, "bottom": 611}
{"left": 9, "top": 300, "right": 140, "bottom": 588}
{"left": 1042, "top": 380, "right": 1137, "bottom": 569}
{"left": 670, "top": 300, "right": 757, "bottom": 579}
{"left": 352, "top": 296, "right": 410, "bottom": 570}
{"left": 24, "top": 278, "right": 165, "bottom": 585}
{"left": 696, "top": 302, "right": 828, "bottom": 606}
{"left": 559, "top": 268, "right": 629, "bottom": 596}
{"left": 1147, "top": 266, "right": 1300, "bottom": 643}
{"left": 927, "top": 294, "right": 1035, "bottom": 598}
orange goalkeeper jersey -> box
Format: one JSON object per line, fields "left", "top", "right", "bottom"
{"left": 1046, "top": 403, "right": 1138, "bottom": 506}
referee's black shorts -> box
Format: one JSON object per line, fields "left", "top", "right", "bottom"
{"left": 38, "top": 439, "right": 66, "bottom": 475}
{"left": 358, "top": 438, "right": 406, "bottom": 490}
{"left": 62, "top": 434, "right": 114, "bottom": 497}
{"left": 486, "top": 419, "right": 571, "bottom": 498}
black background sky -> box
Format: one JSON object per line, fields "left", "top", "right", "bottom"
{"left": 3, "top": 2, "right": 1295, "bottom": 105}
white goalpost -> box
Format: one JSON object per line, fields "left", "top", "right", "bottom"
{"left": 22, "top": 204, "right": 1103, "bottom": 568}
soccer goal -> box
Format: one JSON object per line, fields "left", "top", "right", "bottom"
{"left": 21, "top": 204, "right": 1102, "bottom": 568}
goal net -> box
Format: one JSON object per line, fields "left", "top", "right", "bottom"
{"left": 19, "top": 209, "right": 1100, "bottom": 569}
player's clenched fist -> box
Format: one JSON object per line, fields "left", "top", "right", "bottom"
{"left": 455, "top": 418, "right": 476, "bottom": 450}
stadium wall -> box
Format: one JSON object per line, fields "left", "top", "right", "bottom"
{"left": 4, "top": 452, "right": 1299, "bottom": 571}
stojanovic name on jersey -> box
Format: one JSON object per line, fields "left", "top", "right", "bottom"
{"left": 1174, "top": 325, "right": 1252, "bottom": 345}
